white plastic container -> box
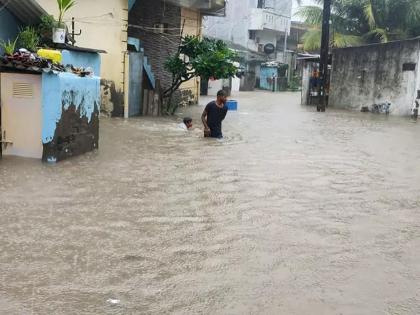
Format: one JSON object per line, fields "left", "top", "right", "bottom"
{"left": 52, "top": 28, "right": 66, "bottom": 44}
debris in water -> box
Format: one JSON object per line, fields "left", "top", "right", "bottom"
{"left": 106, "top": 298, "right": 120, "bottom": 305}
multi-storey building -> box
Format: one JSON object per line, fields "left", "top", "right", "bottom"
{"left": 203, "top": 0, "right": 293, "bottom": 90}
{"left": 204, "top": 0, "right": 291, "bottom": 55}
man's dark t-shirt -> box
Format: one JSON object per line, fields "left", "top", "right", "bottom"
{"left": 205, "top": 101, "right": 228, "bottom": 138}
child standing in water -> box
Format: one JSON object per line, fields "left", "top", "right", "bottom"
{"left": 178, "top": 117, "right": 193, "bottom": 130}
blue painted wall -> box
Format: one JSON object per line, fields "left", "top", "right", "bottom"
{"left": 0, "top": 8, "right": 22, "bottom": 54}
{"left": 128, "top": 37, "right": 140, "bottom": 52}
{"left": 42, "top": 72, "right": 100, "bottom": 144}
{"left": 61, "top": 50, "right": 101, "bottom": 77}
{"left": 129, "top": 0, "right": 137, "bottom": 11}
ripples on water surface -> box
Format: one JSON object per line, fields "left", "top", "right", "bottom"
{"left": 1, "top": 92, "right": 420, "bottom": 314}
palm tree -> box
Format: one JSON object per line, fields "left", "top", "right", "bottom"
{"left": 296, "top": 1, "right": 364, "bottom": 51}
{"left": 57, "top": 0, "right": 76, "bottom": 27}
{"left": 363, "top": 0, "right": 420, "bottom": 42}
{"left": 296, "top": 0, "right": 420, "bottom": 51}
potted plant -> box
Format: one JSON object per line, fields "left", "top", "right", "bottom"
{"left": 18, "top": 26, "right": 40, "bottom": 52}
{"left": 0, "top": 36, "right": 19, "bottom": 56}
{"left": 53, "top": 0, "right": 76, "bottom": 44}
{"left": 38, "top": 15, "right": 55, "bottom": 46}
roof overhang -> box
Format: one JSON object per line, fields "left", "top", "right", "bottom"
{"left": 165, "top": 0, "right": 225, "bottom": 15}
{"left": 0, "top": 0, "right": 47, "bottom": 25}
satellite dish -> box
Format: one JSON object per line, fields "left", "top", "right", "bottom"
{"left": 264, "top": 43, "right": 275, "bottom": 55}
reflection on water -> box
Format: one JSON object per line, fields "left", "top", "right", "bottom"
{"left": 1, "top": 91, "right": 420, "bottom": 314}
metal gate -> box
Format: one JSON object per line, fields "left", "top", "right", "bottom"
{"left": 128, "top": 51, "right": 144, "bottom": 117}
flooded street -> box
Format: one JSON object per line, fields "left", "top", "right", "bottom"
{"left": 1, "top": 91, "right": 420, "bottom": 314}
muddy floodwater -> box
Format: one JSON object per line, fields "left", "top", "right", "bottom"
{"left": 1, "top": 91, "right": 420, "bottom": 315}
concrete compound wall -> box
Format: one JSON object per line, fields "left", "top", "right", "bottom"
{"left": 1, "top": 71, "right": 100, "bottom": 162}
{"left": 42, "top": 72, "right": 100, "bottom": 162}
{"left": 61, "top": 50, "right": 101, "bottom": 78}
{"left": 329, "top": 39, "right": 420, "bottom": 116}
{"left": 207, "top": 77, "right": 241, "bottom": 97}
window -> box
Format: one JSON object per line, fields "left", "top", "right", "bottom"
{"left": 257, "top": 0, "right": 265, "bottom": 9}
{"left": 153, "top": 23, "right": 169, "bottom": 34}
{"left": 249, "top": 30, "right": 256, "bottom": 40}
{"left": 403, "top": 63, "right": 416, "bottom": 71}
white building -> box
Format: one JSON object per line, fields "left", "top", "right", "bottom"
{"left": 203, "top": 0, "right": 292, "bottom": 56}
{"left": 203, "top": 0, "right": 293, "bottom": 91}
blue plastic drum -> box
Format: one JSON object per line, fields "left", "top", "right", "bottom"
{"left": 226, "top": 100, "right": 238, "bottom": 111}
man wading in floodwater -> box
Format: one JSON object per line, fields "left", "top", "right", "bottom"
{"left": 202, "top": 90, "right": 228, "bottom": 139}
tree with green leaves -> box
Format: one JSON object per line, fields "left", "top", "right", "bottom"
{"left": 164, "top": 35, "right": 238, "bottom": 114}
{"left": 296, "top": 0, "right": 420, "bottom": 51}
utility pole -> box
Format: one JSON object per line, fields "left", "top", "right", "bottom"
{"left": 317, "top": 0, "right": 331, "bottom": 112}
{"left": 283, "top": 21, "right": 288, "bottom": 64}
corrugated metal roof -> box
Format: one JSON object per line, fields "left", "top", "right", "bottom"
{"left": 0, "top": 0, "right": 47, "bottom": 25}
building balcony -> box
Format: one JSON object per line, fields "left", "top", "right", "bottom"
{"left": 165, "top": 0, "right": 225, "bottom": 15}
{"left": 249, "top": 8, "right": 290, "bottom": 33}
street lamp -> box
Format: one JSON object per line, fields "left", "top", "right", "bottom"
{"left": 317, "top": 0, "right": 331, "bottom": 112}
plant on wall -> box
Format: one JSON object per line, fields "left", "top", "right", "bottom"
{"left": 52, "top": 0, "right": 76, "bottom": 43}
{"left": 0, "top": 37, "right": 19, "bottom": 55}
{"left": 18, "top": 26, "right": 40, "bottom": 52}
{"left": 57, "top": 0, "right": 76, "bottom": 28}
{"left": 38, "top": 15, "right": 56, "bottom": 46}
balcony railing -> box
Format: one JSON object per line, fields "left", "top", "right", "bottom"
{"left": 165, "top": 0, "right": 225, "bottom": 15}
{"left": 249, "top": 8, "right": 290, "bottom": 33}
